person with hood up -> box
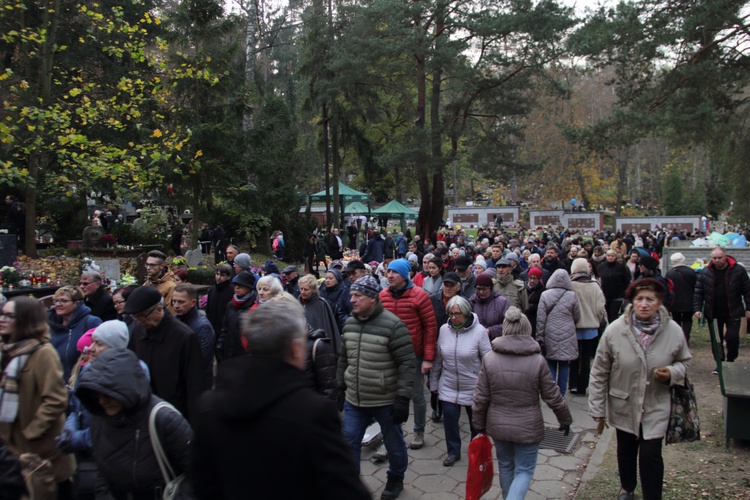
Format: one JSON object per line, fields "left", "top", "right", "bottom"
{"left": 75, "top": 349, "right": 192, "bottom": 500}
{"left": 193, "top": 301, "right": 369, "bottom": 500}
{"left": 470, "top": 273, "right": 510, "bottom": 340}
{"left": 536, "top": 269, "right": 581, "bottom": 397}
{"left": 429, "top": 296, "right": 491, "bottom": 466}
{"left": 568, "top": 258, "right": 607, "bottom": 396}
{"left": 319, "top": 269, "right": 352, "bottom": 333}
{"left": 472, "top": 307, "right": 572, "bottom": 500}
{"left": 47, "top": 286, "right": 103, "bottom": 381}
{"left": 217, "top": 271, "right": 257, "bottom": 362}
{"left": 298, "top": 274, "right": 341, "bottom": 356}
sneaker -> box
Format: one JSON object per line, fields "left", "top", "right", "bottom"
{"left": 371, "top": 444, "right": 388, "bottom": 463}
{"left": 381, "top": 476, "right": 404, "bottom": 500}
{"left": 712, "top": 369, "right": 719, "bottom": 375}
{"left": 409, "top": 431, "right": 424, "bottom": 450}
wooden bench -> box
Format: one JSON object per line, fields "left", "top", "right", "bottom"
{"left": 709, "top": 321, "right": 750, "bottom": 448}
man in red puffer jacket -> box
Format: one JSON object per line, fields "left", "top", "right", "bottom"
{"left": 380, "top": 259, "right": 437, "bottom": 450}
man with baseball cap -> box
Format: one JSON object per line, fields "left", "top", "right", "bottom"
{"left": 124, "top": 286, "right": 205, "bottom": 418}
{"left": 338, "top": 275, "right": 415, "bottom": 500}
{"left": 454, "top": 256, "right": 476, "bottom": 299}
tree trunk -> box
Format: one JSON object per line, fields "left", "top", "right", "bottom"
{"left": 414, "top": 37, "right": 431, "bottom": 239}
{"left": 332, "top": 115, "right": 340, "bottom": 229}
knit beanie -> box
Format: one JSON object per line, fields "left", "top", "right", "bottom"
{"left": 475, "top": 274, "right": 494, "bottom": 288}
{"left": 474, "top": 260, "right": 488, "bottom": 271}
{"left": 528, "top": 268, "right": 543, "bottom": 280}
{"left": 234, "top": 253, "right": 252, "bottom": 270}
{"left": 485, "top": 268, "right": 498, "bottom": 279}
{"left": 502, "top": 306, "right": 532, "bottom": 337}
{"left": 77, "top": 328, "right": 96, "bottom": 353}
{"left": 350, "top": 274, "right": 382, "bottom": 299}
{"left": 407, "top": 253, "right": 419, "bottom": 263}
{"left": 670, "top": 252, "right": 686, "bottom": 266}
{"left": 570, "top": 258, "right": 590, "bottom": 275}
{"left": 639, "top": 255, "right": 659, "bottom": 271}
{"left": 388, "top": 259, "right": 411, "bottom": 281}
{"left": 92, "top": 320, "right": 129, "bottom": 349}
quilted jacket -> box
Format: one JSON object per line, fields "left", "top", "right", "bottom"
{"left": 472, "top": 334, "right": 571, "bottom": 444}
{"left": 570, "top": 273, "right": 607, "bottom": 329}
{"left": 693, "top": 256, "right": 750, "bottom": 321}
{"left": 429, "top": 313, "right": 492, "bottom": 406}
{"left": 336, "top": 302, "right": 416, "bottom": 407}
{"left": 470, "top": 291, "right": 510, "bottom": 340}
{"left": 536, "top": 270, "right": 580, "bottom": 361}
{"left": 380, "top": 285, "right": 437, "bottom": 361}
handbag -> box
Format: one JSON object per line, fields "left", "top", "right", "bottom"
{"left": 149, "top": 402, "right": 188, "bottom": 500}
{"left": 665, "top": 377, "right": 701, "bottom": 444}
{"left": 466, "top": 434, "right": 494, "bottom": 500}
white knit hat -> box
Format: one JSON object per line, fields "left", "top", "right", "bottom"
{"left": 670, "top": 252, "right": 686, "bottom": 266}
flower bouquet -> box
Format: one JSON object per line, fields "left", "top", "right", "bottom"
{"left": 1, "top": 265, "right": 20, "bottom": 285}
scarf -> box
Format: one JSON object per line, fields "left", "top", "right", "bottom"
{"left": 232, "top": 292, "right": 253, "bottom": 309}
{"left": 630, "top": 310, "right": 661, "bottom": 351}
{"left": 0, "top": 339, "right": 42, "bottom": 423}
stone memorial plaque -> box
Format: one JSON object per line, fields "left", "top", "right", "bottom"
{"left": 97, "top": 259, "right": 121, "bottom": 282}
{"left": 0, "top": 234, "right": 17, "bottom": 267}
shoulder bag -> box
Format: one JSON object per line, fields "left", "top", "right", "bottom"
{"left": 665, "top": 376, "right": 701, "bottom": 444}
{"left": 149, "top": 402, "right": 188, "bottom": 499}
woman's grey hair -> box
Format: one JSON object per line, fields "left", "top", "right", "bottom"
{"left": 256, "top": 275, "right": 283, "bottom": 296}
{"left": 81, "top": 270, "right": 103, "bottom": 283}
{"left": 446, "top": 295, "right": 472, "bottom": 318}
{"left": 242, "top": 301, "right": 306, "bottom": 358}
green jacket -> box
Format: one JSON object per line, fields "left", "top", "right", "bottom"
{"left": 337, "top": 302, "right": 415, "bottom": 407}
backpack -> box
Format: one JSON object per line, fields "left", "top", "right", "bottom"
{"left": 272, "top": 238, "right": 279, "bottom": 251}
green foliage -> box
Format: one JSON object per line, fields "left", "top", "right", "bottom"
{"left": 663, "top": 170, "right": 685, "bottom": 215}
{"left": 187, "top": 267, "right": 216, "bottom": 285}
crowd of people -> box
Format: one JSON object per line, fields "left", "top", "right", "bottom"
{"left": 0, "top": 221, "right": 746, "bottom": 500}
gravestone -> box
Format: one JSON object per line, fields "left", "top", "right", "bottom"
{"left": 97, "top": 259, "right": 121, "bottom": 282}
{"left": 0, "top": 234, "right": 17, "bottom": 267}
{"left": 184, "top": 244, "right": 203, "bottom": 268}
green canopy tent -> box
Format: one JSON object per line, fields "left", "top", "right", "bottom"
{"left": 308, "top": 182, "right": 371, "bottom": 227}
{"left": 344, "top": 201, "right": 370, "bottom": 214}
{"left": 371, "top": 200, "right": 419, "bottom": 232}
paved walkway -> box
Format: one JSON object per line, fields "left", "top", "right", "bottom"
{"left": 359, "top": 388, "right": 614, "bottom": 499}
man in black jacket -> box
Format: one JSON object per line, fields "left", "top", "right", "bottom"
{"left": 80, "top": 270, "right": 117, "bottom": 321}
{"left": 694, "top": 247, "right": 750, "bottom": 366}
{"left": 206, "top": 264, "right": 234, "bottom": 337}
{"left": 124, "top": 286, "right": 204, "bottom": 419}
{"left": 597, "top": 249, "right": 632, "bottom": 323}
{"left": 192, "top": 301, "right": 369, "bottom": 500}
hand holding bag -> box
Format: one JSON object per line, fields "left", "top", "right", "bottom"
{"left": 149, "top": 402, "right": 189, "bottom": 499}
{"left": 466, "top": 433, "right": 494, "bottom": 500}
{"left": 665, "top": 376, "right": 701, "bottom": 444}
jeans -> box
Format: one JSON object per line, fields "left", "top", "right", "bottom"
{"left": 342, "top": 402, "right": 408, "bottom": 480}
{"left": 616, "top": 428, "right": 663, "bottom": 500}
{"left": 670, "top": 311, "right": 693, "bottom": 345}
{"left": 547, "top": 360, "right": 570, "bottom": 397}
{"left": 494, "top": 440, "right": 540, "bottom": 500}
{"left": 412, "top": 356, "right": 426, "bottom": 433}
{"left": 442, "top": 402, "right": 476, "bottom": 457}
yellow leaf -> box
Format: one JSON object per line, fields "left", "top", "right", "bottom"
{"left": 152, "top": 129, "right": 162, "bottom": 138}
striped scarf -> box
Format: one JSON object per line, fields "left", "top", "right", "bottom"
{"left": 0, "top": 339, "right": 42, "bottom": 423}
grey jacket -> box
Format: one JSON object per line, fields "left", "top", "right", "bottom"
{"left": 536, "top": 270, "right": 580, "bottom": 361}
{"left": 422, "top": 275, "right": 443, "bottom": 296}
{"left": 472, "top": 334, "right": 572, "bottom": 444}
{"left": 588, "top": 305, "right": 691, "bottom": 439}
{"left": 429, "top": 314, "right": 492, "bottom": 406}
{"left": 570, "top": 273, "right": 607, "bottom": 330}
{"left": 337, "top": 302, "right": 415, "bottom": 407}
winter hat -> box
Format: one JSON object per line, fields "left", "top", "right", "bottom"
{"left": 670, "top": 252, "right": 686, "bottom": 266}
{"left": 502, "top": 306, "right": 532, "bottom": 337}
{"left": 485, "top": 268, "right": 498, "bottom": 279}
{"left": 122, "top": 286, "right": 162, "bottom": 314}
{"left": 455, "top": 256, "right": 472, "bottom": 271}
{"left": 350, "top": 274, "right": 382, "bottom": 299}
{"left": 407, "top": 253, "right": 419, "bottom": 263}
{"left": 475, "top": 274, "right": 494, "bottom": 288}
{"left": 77, "top": 328, "right": 96, "bottom": 353}
{"left": 326, "top": 269, "right": 343, "bottom": 284}
{"left": 474, "top": 260, "right": 488, "bottom": 271}
{"left": 232, "top": 271, "right": 257, "bottom": 289}
{"left": 505, "top": 252, "right": 519, "bottom": 262}
{"left": 388, "top": 259, "right": 411, "bottom": 281}
{"left": 234, "top": 253, "right": 252, "bottom": 270}
{"left": 639, "top": 255, "right": 659, "bottom": 271}
{"left": 528, "top": 268, "right": 543, "bottom": 280}
{"left": 92, "top": 320, "right": 129, "bottom": 349}
{"left": 571, "top": 258, "right": 590, "bottom": 275}
{"left": 263, "top": 259, "right": 281, "bottom": 275}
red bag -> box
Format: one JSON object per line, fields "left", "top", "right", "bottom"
{"left": 466, "top": 434, "right": 494, "bottom": 500}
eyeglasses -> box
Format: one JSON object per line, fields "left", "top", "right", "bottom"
{"left": 448, "top": 312, "right": 465, "bottom": 318}
{"left": 0, "top": 311, "right": 16, "bottom": 319}
{"left": 113, "top": 299, "right": 126, "bottom": 306}
{"left": 53, "top": 299, "right": 73, "bottom": 305}
{"left": 79, "top": 281, "right": 94, "bottom": 286}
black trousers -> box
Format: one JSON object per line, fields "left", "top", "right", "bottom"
{"left": 715, "top": 316, "right": 741, "bottom": 362}
{"left": 670, "top": 311, "right": 693, "bottom": 345}
{"left": 568, "top": 338, "right": 597, "bottom": 394}
{"left": 616, "top": 428, "right": 663, "bottom": 500}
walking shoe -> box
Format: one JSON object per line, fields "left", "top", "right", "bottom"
{"left": 409, "top": 431, "right": 424, "bottom": 449}
{"left": 381, "top": 476, "right": 404, "bottom": 500}
{"left": 617, "top": 492, "right": 634, "bottom": 500}
{"left": 371, "top": 443, "right": 388, "bottom": 463}
{"left": 431, "top": 410, "right": 442, "bottom": 423}
{"left": 712, "top": 369, "right": 719, "bottom": 375}
{"left": 443, "top": 454, "right": 460, "bottom": 466}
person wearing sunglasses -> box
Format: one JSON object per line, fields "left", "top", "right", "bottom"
{"left": 80, "top": 270, "right": 117, "bottom": 321}
{"left": 47, "top": 286, "right": 103, "bottom": 381}
{"left": 0, "top": 297, "right": 76, "bottom": 496}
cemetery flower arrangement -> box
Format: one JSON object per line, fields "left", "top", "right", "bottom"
{"left": 119, "top": 272, "right": 138, "bottom": 286}
{"left": 173, "top": 256, "right": 187, "bottom": 266}
{"left": 1, "top": 265, "right": 20, "bottom": 285}
{"left": 99, "top": 234, "right": 116, "bottom": 246}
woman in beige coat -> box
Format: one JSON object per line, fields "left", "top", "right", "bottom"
{"left": 589, "top": 279, "right": 691, "bottom": 500}
{"left": 0, "top": 297, "right": 75, "bottom": 498}
{"left": 472, "top": 307, "right": 572, "bottom": 500}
